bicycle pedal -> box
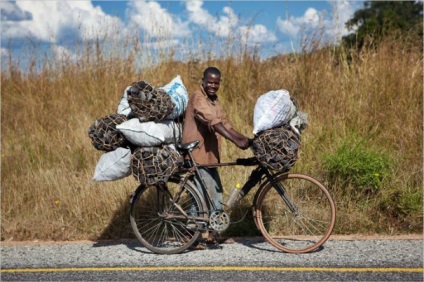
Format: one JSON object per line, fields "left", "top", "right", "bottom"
{"left": 186, "top": 222, "right": 208, "bottom": 231}
{"left": 197, "top": 223, "right": 208, "bottom": 232}
{"left": 186, "top": 223, "right": 197, "bottom": 230}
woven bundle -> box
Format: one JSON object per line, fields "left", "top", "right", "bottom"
{"left": 252, "top": 125, "right": 300, "bottom": 172}
{"left": 127, "top": 81, "right": 174, "bottom": 122}
{"left": 88, "top": 114, "right": 128, "bottom": 151}
{"left": 131, "top": 145, "right": 182, "bottom": 185}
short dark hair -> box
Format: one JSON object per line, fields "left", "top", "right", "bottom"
{"left": 203, "top": 67, "right": 221, "bottom": 78}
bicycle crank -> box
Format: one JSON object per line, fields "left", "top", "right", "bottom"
{"left": 209, "top": 211, "right": 230, "bottom": 232}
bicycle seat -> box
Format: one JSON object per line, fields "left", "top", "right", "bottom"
{"left": 177, "top": 141, "right": 200, "bottom": 151}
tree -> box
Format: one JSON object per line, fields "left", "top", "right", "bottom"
{"left": 342, "top": 1, "right": 423, "bottom": 50}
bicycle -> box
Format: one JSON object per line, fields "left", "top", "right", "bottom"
{"left": 129, "top": 140, "right": 336, "bottom": 254}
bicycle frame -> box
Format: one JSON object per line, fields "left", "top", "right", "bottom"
{"left": 129, "top": 141, "right": 336, "bottom": 254}
{"left": 183, "top": 148, "right": 258, "bottom": 213}
{"left": 179, "top": 147, "right": 298, "bottom": 217}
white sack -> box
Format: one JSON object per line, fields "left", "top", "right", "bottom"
{"left": 253, "top": 90, "right": 297, "bottom": 135}
{"left": 289, "top": 111, "right": 309, "bottom": 135}
{"left": 116, "top": 118, "right": 181, "bottom": 147}
{"left": 159, "top": 75, "right": 189, "bottom": 119}
{"left": 92, "top": 147, "right": 131, "bottom": 182}
{"left": 117, "top": 86, "right": 132, "bottom": 116}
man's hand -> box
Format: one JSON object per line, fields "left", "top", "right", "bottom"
{"left": 213, "top": 123, "right": 252, "bottom": 150}
{"left": 238, "top": 137, "right": 250, "bottom": 150}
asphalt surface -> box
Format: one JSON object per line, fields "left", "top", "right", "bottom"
{"left": 1, "top": 236, "right": 423, "bottom": 281}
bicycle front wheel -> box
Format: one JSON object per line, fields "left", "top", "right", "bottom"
{"left": 130, "top": 178, "right": 206, "bottom": 254}
{"left": 254, "top": 173, "right": 336, "bottom": 253}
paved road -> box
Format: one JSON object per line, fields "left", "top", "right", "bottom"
{"left": 1, "top": 236, "right": 423, "bottom": 281}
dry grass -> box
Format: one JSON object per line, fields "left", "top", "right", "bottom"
{"left": 1, "top": 32, "right": 422, "bottom": 241}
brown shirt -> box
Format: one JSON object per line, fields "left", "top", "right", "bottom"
{"left": 182, "top": 85, "right": 233, "bottom": 164}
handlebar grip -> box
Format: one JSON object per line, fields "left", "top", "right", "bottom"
{"left": 248, "top": 138, "right": 254, "bottom": 147}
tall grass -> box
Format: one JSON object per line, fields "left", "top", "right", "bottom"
{"left": 1, "top": 31, "right": 422, "bottom": 241}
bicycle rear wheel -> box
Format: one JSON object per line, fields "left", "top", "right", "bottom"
{"left": 254, "top": 173, "right": 336, "bottom": 253}
{"left": 130, "top": 178, "right": 206, "bottom": 254}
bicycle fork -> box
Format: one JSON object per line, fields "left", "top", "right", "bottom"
{"left": 264, "top": 170, "right": 299, "bottom": 216}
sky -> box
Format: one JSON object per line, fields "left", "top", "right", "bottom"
{"left": 0, "top": 0, "right": 364, "bottom": 67}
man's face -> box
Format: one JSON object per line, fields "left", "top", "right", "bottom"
{"left": 202, "top": 73, "right": 221, "bottom": 97}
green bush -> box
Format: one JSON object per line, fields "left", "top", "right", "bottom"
{"left": 382, "top": 189, "right": 423, "bottom": 216}
{"left": 323, "top": 138, "right": 393, "bottom": 192}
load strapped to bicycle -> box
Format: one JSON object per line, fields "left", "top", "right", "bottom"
{"left": 88, "top": 82, "right": 335, "bottom": 255}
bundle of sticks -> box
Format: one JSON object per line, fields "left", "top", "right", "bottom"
{"left": 252, "top": 125, "right": 300, "bottom": 172}
{"left": 88, "top": 80, "right": 183, "bottom": 185}
{"left": 131, "top": 145, "right": 182, "bottom": 185}
{"left": 127, "top": 81, "right": 175, "bottom": 122}
{"left": 87, "top": 113, "right": 128, "bottom": 151}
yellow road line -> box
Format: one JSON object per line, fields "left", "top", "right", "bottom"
{"left": 1, "top": 266, "right": 423, "bottom": 273}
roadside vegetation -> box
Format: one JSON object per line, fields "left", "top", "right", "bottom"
{"left": 1, "top": 3, "right": 422, "bottom": 241}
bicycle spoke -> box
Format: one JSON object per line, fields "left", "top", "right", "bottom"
{"left": 144, "top": 221, "right": 162, "bottom": 246}
{"left": 293, "top": 215, "right": 326, "bottom": 237}
{"left": 295, "top": 214, "right": 326, "bottom": 236}
{"left": 138, "top": 220, "right": 160, "bottom": 238}
{"left": 130, "top": 179, "right": 205, "bottom": 254}
{"left": 170, "top": 222, "right": 191, "bottom": 244}
{"left": 255, "top": 173, "right": 335, "bottom": 253}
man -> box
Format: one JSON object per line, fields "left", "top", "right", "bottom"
{"left": 182, "top": 66, "right": 251, "bottom": 247}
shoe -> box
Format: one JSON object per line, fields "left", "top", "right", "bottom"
{"left": 189, "top": 241, "right": 208, "bottom": 250}
{"left": 205, "top": 231, "right": 227, "bottom": 245}
{"left": 205, "top": 237, "right": 227, "bottom": 245}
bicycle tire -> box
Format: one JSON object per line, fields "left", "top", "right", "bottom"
{"left": 254, "top": 173, "right": 336, "bottom": 253}
{"left": 130, "top": 178, "right": 207, "bottom": 254}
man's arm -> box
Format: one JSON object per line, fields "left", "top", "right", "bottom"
{"left": 213, "top": 122, "right": 250, "bottom": 149}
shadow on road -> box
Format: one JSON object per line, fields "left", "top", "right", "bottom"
{"left": 236, "top": 238, "right": 325, "bottom": 254}
{"left": 89, "top": 197, "right": 325, "bottom": 255}
{"left": 93, "top": 197, "right": 135, "bottom": 241}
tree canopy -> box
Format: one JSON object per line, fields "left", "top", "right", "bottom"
{"left": 342, "top": 1, "right": 423, "bottom": 49}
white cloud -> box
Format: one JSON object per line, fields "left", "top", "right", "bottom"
{"left": 186, "top": 1, "right": 239, "bottom": 37}
{"left": 51, "top": 45, "right": 77, "bottom": 62}
{"left": 240, "top": 24, "right": 277, "bottom": 44}
{"left": 127, "top": 0, "right": 190, "bottom": 38}
{"left": 214, "top": 6, "right": 239, "bottom": 37}
{"left": 276, "top": 17, "right": 299, "bottom": 38}
{"left": 277, "top": 1, "right": 360, "bottom": 41}
{"left": 1, "top": 47, "right": 10, "bottom": 58}
{"left": 185, "top": 0, "right": 215, "bottom": 27}
{"left": 186, "top": 0, "right": 275, "bottom": 44}
{"left": 1, "top": 1, "right": 123, "bottom": 43}
{"left": 276, "top": 8, "right": 321, "bottom": 38}
{"left": 142, "top": 39, "right": 180, "bottom": 50}
{"left": 327, "top": 0, "right": 360, "bottom": 37}
{"left": 1, "top": 0, "right": 363, "bottom": 62}
{"left": 0, "top": 1, "right": 32, "bottom": 21}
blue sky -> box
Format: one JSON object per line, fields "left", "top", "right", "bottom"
{"left": 1, "top": 1, "right": 364, "bottom": 65}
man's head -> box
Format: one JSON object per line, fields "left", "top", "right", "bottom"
{"left": 202, "top": 67, "right": 221, "bottom": 97}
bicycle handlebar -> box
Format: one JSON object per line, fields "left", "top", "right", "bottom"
{"left": 235, "top": 157, "right": 258, "bottom": 166}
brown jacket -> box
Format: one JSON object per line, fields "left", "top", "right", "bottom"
{"left": 182, "top": 85, "right": 233, "bottom": 164}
